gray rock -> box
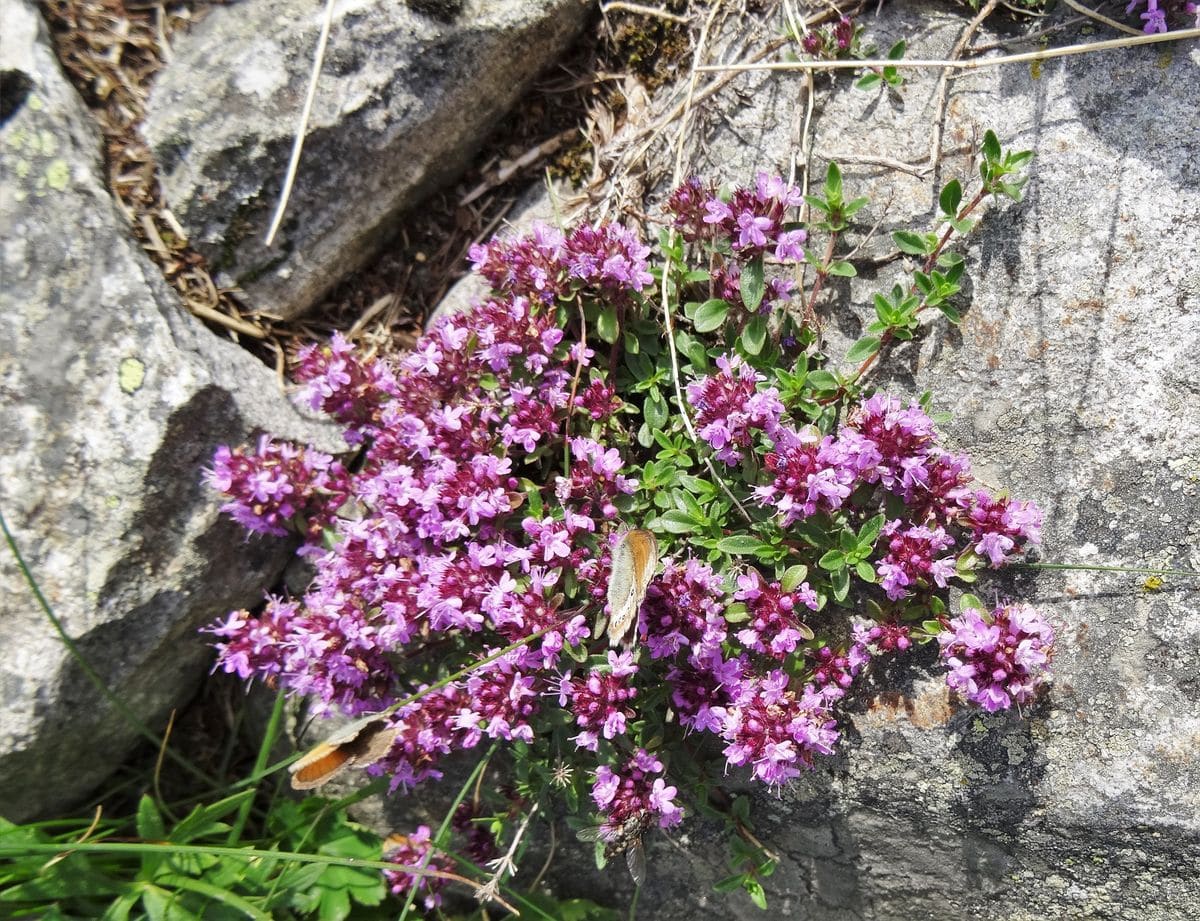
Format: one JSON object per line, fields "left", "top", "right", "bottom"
{"left": 141, "top": 0, "right": 589, "bottom": 320}
{"left": 536, "top": 3, "right": 1200, "bottom": 918}
{"left": 0, "top": 0, "right": 342, "bottom": 822}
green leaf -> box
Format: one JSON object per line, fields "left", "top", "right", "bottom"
{"left": 740, "top": 257, "right": 765, "bottom": 314}
{"left": 155, "top": 875, "right": 274, "bottom": 921}
{"left": 741, "top": 315, "right": 767, "bottom": 355}
{"left": 982, "top": 130, "right": 1001, "bottom": 163}
{"left": 888, "top": 38, "right": 907, "bottom": 60}
{"left": 831, "top": 567, "right": 851, "bottom": 602}
{"left": 168, "top": 790, "right": 255, "bottom": 844}
{"left": 520, "top": 478, "right": 544, "bottom": 519}
{"left": 818, "top": 550, "right": 846, "bottom": 571}
{"left": 844, "top": 336, "right": 880, "bottom": 363}
{"left": 693, "top": 299, "right": 730, "bottom": 333}
{"left": 657, "top": 510, "right": 698, "bottom": 534}
{"left": 960, "top": 593, "right": 987, "bottom": 613}
{"left": 744, "top": 878, "right": 768, "bottom": 909}
{"left": 780, "top": 564, "right": 809, "bottom": 592}
{"left": 858, "top": 513, "right": 886, "bottom": 546}
{"left": 935, "top": 302, "right": 962, "bottom": 324}
{"left": 844, "top": 196, "right": 870, "bottom": 217}
{"left": 644, "top": 387, "right": 668, "bottom": 430}
{"left": 855, "top": 560, "right": 876, "bottom": 583}
{"left": 805, "top": 370, "right": 838, "bottom": 391}
{"left": 939, "top": 179, "right": 963, "bottom": 217}
{"left": 723, "top": 603, "right": 750, "bottom": 624}
{"left": 825, "top": 260, "right": 856, "bottom": 278}
{"left": 137, "top": 795, "right": 166, "bottom": 841}
{"left": 855, "top": 73, "right": 882, "bottom": 91}
{"left": 892, "top": 230, "right": 929, "bottom": 255}
{"left": 596, "top": 307, "right": 619, "bottom": 345}
{"left": 677, "top": 331, "right": 709, "bottom": 369}
{"left": 824, "top": 161, "right": 843, "bottom": 203}
{"left": 625, "top": 349, "right": 653, "bottom": 381}
{"left": 717, "top": 535, "right": 772, "bottom": 556}
{"left": 713, "top": 873, "right": 747, "bottom": 894}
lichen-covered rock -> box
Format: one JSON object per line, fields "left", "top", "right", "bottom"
{"left": 527, "top": 4, "right": 1200, "bottom": 918}
{"left": 0, "top": 0, "right": 342, "bottom": 822}
{"left": 141, "top": 0, "right": 589, "bottom": 320}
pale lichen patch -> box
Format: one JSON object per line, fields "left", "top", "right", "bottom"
{"left": 118, "top": 357, "right": 146, "bottom": 394}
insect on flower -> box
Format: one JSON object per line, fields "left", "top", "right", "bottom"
{"left": 605, "top": 528, "right": 659, "bottom": 647}
{"left": 289, "top": 714, "right": 398, "bottom": 790}
{"left": 577, "top": 811, "right": 654, "bottom": 886}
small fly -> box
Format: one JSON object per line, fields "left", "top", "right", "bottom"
{"left": 578, "top": 812, "right": 653, "bottom": 886}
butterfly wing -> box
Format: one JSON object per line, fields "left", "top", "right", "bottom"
{"left": 606, "top": 533, "right": 638, "bottom": 646}
{"left": 289, "top": 716, "right": 397, "bottom": 790}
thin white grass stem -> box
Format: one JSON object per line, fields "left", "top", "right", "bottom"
{"left": 600, "top": 1, "right": 689, "bottom": 24}
{"left": 264, "top": 0, "right": 337, "bottom": 247}
{"left": 694, "top": 27, "right": 1200, "bottom": 74}
{"left": 656, "top": 4, "right": 757, "bottom": 525}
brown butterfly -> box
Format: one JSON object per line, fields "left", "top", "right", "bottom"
{"left": 288, "top": 715, "right": 398, "bottom": 790}
{"left": 605, "top": 528, "right": 659, "bottom": 647}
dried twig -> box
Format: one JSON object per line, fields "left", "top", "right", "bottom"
{"left": 1061, "top": 0, "right": 1143, "bottom": 36}
{"left": 460, "top": 129, "right": 576, "bottom": 207}
{"left": 600, "top": 1, "right": 690, "bottom": 24}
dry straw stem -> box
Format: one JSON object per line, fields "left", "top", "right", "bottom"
{"left": 693, "top": 26, "right": 1200, "bottom": 74}
{"left": 264, "top": 0, "right": 338, "bottom": 247}
{"left": 600, "top": 1, "right": 690, "bottom": 24}
{"left": 1060, "top": 0, "right": 1145, "bottom": 37}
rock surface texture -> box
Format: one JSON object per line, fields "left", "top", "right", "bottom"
{"left": 141, "top": 0, "right": 589, "bottom": 320}
{"left": 0, "top": 0, "right": 340, "bottom": 822}
{"left": 458, "top": 5, "right": 1198, "bottom": 919}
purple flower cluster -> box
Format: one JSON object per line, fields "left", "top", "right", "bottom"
{"left": 592, "top": 749, "right": 682, "bottom": 836}
{"left": 938, "top": 603, "right": 1055, "bottom": 712}
{"left": 686, "top": 356, "right": 784, "bottom": 464}
{"left": 382, "top": 825, "right": 452, "bottom": 911}
{"left": 204, "top": 183, "right": 1057, "bottom": 887}
{"left": 555, "top": 436, "right": 639, "bottom": 519}
{"left": 686, "top": 383, "right": 1043, "bottom": 595}
{"left": 667, "top": 174, "right": 805, "bottom": 255}
{"left": 1125, "top": 0, "right": 1198, "bottom": 32}
{"left": 800, "top": 15, "right": 856, "bottom": 56}
{"left": 732, "top": 571, "right": 818, "bottom": 659}
{"left": 557, "top": 651, "right": 640, "bottom": 751}
{"left": 638, "top": 561, "right": 844, "bottom": 787}
{"left": 716, "top": 671, "right": 841, "bottom": 786}
{"left": 876, "top": 521, "right": 957, "bottom": 600}
{"left": 206, "top": 223, "right": 649, "bottom": 754}
{"left": 293, "top": 334, "right": 399, "bottom": 441}
{"left": 206, "top": 437, "right": 351, "bottom": 541}
{"left": 666, "top": 174, "right": 806, "bottom": 314}
{"left": 469, "top": 221, "right": 653, "bottom": 306}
